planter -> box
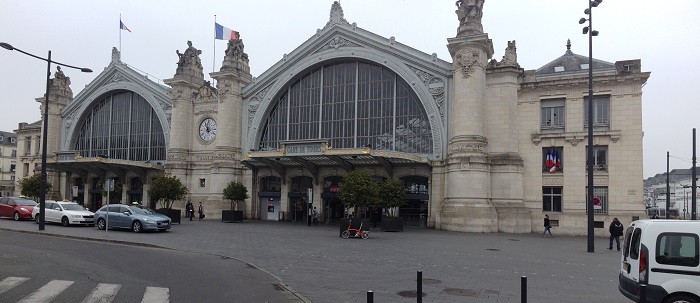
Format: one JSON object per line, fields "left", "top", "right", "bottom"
{"left": 380, "top": 216, "right": 403, "bottom": 232}
{"left": 155, "top": 208, "right": 181, "bottom": 224}
{"left": 222, "top": 210, "right": 243, "bottom": 223}
{"left": 339, "top": 218, "right": 369, "bottom": 237}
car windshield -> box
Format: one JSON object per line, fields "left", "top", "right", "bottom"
{"left": 62, "top": 204, "right": 86, "bottom": 211}
{"left": 127, "top": 205, "right": 156, "bottom": 215}
{"left": 15, "top": 198, "right": 37, "bottom": 206}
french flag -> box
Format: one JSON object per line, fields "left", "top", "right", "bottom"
{"left": 215, "top": 22, "right": 237, "bottom": 40}
{"left": 120, "top": 20, "right": 131, "bottom": 32}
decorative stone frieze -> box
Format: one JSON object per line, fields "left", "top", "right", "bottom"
{"left": 315, "top": 36, "right": 361, "bottom": 53}
{"left": 456, "top": 50, "right": 484, "bottom": 79}
{"left": 408, "top": 65, "right": 445, "bottom": 118}
{"left": 324, "top": 1, "right": 350, "bottom": 29}
{"left": 248, "top": 85, "right": 271, "bottom": 126}
{"left": 194, "top": 104, "right": 218, "bottom": 115}
{"left": 542, "top": 177, "right": 564, "bottom": 186}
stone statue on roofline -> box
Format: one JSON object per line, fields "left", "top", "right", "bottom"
{"left": 220, "top": 31, "right": 249, "bottom": 72}
{"left": 175, "top": 40, "right": 204, "bottom": 83}
{"left": 49, "top": 66, "right": 72, "bottom": 97}
{"left": 455, "top": 0, "right": 485, "bottom": 37}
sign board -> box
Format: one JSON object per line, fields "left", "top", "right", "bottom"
{"left": 71, "top": 186, "right": 79, "bottom": 198}
{"left": 285, "top": 143, "right": 323, "bottom": 156}
{"left": 593, "top": 197, "right": 602, "bottom": 210}
{"left": 104, "top": 179, "right": 114, "bottom": 192}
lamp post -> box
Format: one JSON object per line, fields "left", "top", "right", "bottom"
{"left": 579, "top": 0, "right": 602, "bottom": 253}
{"left": 0, "top": 42, "right": 91, "bottom": 231}
{"left": 682, "top": 185, "right": 690, "bottom": 220}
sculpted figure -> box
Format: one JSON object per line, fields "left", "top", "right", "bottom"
{"left": 176, "top": 40, "right": 203, "bottom": 68}
{"left": 455, "top": 0, "right": 485, "bottom": 25}
{"left": 500, "top": 40, "right": 518, "bottom": 66}
{"left": 225, "top": 32, "right": 245, "bottom": 60}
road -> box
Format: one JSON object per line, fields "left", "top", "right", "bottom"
{"left": 0, "top": 231, "right": 296, "bottom": 303}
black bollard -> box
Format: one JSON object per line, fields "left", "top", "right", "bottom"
{"left": 640, "top": 284, "right": 646, "bottom": 303}
{"left": 521, "top": 276, "right": 527, "bottom": 303}
{"left": 367, "top": 290, "right": 374, "bottom": 303}
{"left": 417, "top": 270, "right": 422, "bottom": 303}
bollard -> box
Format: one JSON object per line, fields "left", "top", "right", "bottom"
{"left": 417, "top": 270, "right": 422, "bottom": 303}
{"left": 367, "top": 290, "right": 374, "bottom": 303}
{"left": 639, "top": 284, "right": 646, "bottom": 303}
{"left": 521, "top": 276, "right": 527, "bottom": 303}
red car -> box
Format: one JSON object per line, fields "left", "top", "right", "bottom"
{"left": 0, "top": 197, "right": 37, "bottom": 221}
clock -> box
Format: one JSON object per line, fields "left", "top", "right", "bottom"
{"left": 199, "top": 118, "right": 217, "bottom": 142}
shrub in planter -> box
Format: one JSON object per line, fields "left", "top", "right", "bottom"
{"left": 223, "top": 181, "right": 249, "bottom": 223}
{"left": 378, "top": 179, "right": 406, "bottom": 232}
{"left": 148, "top": 174, "right": 188, "bottom": 224}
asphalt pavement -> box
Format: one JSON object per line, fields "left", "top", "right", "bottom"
{"left": 0, "top": 217, "right": 629, "bottom": 303}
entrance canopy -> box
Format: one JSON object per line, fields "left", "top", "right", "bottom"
{"left": 46, "top": 151, "right": 164, "bottom": 178}
{"left": 243, "top": 140, "right": 431, "bottom": 185}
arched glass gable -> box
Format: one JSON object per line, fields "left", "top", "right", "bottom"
{"left": 259, "top": 61, "right": 433, "bottom": 155}
{"left": 73, "top": 91, "right": 166, "bottom": 161}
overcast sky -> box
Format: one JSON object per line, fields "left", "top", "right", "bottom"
{"left": 1, "top": 0, "right": 697, "bottom": 179}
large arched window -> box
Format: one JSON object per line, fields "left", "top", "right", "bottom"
{"left": 259, "top": 61, "right": 432, "bottom": 155}
{"left": 73, "top": 91, "right": 166, "bottom": 161}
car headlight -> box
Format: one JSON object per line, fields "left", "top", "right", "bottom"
{"left": 20, "top": 208, "right": 29, "bottom": 213}
{"left": 143, "top": 218, "right": 155, "bottom": 223}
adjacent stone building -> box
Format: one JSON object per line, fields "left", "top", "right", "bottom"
{"left": 17, "top": 1, "right": 649, "bottom": 235}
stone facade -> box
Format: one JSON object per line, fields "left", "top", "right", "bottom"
{"left": 15, "top": 1, "right": 649, "bottom": 236}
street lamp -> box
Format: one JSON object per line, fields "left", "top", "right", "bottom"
{"left": 682, "top": 185, "right": 691, "bottom": 220}
{"left": 0, "top": 42, "right": 91, "bottom": 231}
{"left": 579, "top": 0, "right": 602, "bottom": 253}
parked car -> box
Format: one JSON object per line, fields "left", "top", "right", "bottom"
{"left": 31, "top": 201, "right": 94, "bottom": 227}
{"left": 94, "top": 204, "right": 171, "bottom": 232}
{"left": 619, "top": 219, "right": 700, "bottom": 303}
{"left": 0, "top": 196, "right": 37, "bottom": 221}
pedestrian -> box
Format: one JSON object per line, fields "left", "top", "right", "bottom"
{"left": 312, "top": 207, "right": 318, "bottom": 226}
{"left": 185, "top": 201, "right": 193, "bottom": 219}
{"left": 543, "top": 214, "right": 553, "bottom": 237}
{"left": 608, "top": 217, "right": 624, "bottom": 251}
{"left": 198, "top": 202, "right": 204, "bottom": 221}
{"left": 186, "top": 201, "right": 194, "bottom": 221}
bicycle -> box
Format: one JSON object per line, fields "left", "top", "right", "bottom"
{"left": 342, "top": 219, "right": 369, "bottom": 239}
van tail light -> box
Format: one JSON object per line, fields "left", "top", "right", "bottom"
{"left": 639, "top": 245, "right": 649, "bottom": 284}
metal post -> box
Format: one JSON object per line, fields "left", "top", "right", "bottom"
{"left": 521, "top": 276, "right": 527, "bottom": 303}
{"left": 586, "top": 0, "right": 595, "bottom": 253}
{"left": 417, "top": 270, "right": 422, "bottom": 303}
{"left": 667, "top": 151, "right": 670, "bottom": 219}
{"left": 367, "top": 290, "right": 373, "bottom": 303}
{"left": 693, "top": 128, "right": 697, "bottom": 220}
{"left": 39, "top": 50, "right": 51, "bottom": 231}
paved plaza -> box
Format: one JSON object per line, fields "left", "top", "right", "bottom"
{"left": 0, "top": 218, "right": 629, "bottom": 303}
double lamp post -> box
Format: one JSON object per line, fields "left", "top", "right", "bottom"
{"left": 0, "top": 42, "right": 91, "bottom": 231}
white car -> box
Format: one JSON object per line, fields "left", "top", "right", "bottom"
{"left": 32, "top": 201, "right": 95, "bottom": 227}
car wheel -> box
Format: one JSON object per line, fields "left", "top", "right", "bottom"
{"left": 13, "top": 212, "right": 20, "bottom": 221}
{"left": 96, "top": 218, "right": 106, "bottom": 230}
{"left": 664, "top": 295, "right": 699, "bottom": 303}
{"left": 61, "top": 217, "right": 70, "bottom": 227}
{"left": 35, "top": 215, "right": 40, "bottom": 224}
{"left": 132, "top": 221, "right": 142, "bottom": 233}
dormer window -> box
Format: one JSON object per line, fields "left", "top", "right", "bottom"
{"left": 580, "top": 64, "right": 590, "bottom": 70}
{"left": 554, "top": 66, "right": 565, "bottom": 72}
{"left": 10, "top": 138, "right": 15, "bottom": 143}
{"left": 0, "top": 136, "right": 3, "bottom": 141}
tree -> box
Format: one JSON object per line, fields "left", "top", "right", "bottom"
{"left": 378, "top": 179, "right": 406, "bottom": 217}
{"left": 148, "top": 174, "right": 188, "bottom": 209}
{"left": 223, "top": 181, "right": 249, "bottom": 211}
{"left": 338, "top": 170, "right": 380, "bottom": 216}
{"left": 17, "top": 174, "right": 52, "bottom": 201}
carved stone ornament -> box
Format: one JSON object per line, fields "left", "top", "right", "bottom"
{"left": 455, "top": 0, "right": 485, "bottom": 36}
{"left": 248, "top": 86, "right": 270, "bottom": 126}
{"left": 456, "top": 50, "right": 484, "bottom": 79}
{"left": 195, "top": 80, "right": 218, "bottom": 102}
{"left": 316, "top": 36, "right": 361, "bottom": 53}
{"left": 111, "top": 47, "right": 121, "bottom": 64}
{"left": 49, "top": 66, "right": 73, "bottom": 98}
{"left": 221, "top": 32, "right": 249, "bottom": 72}
{"left": 488, "top": 40, "right": 519, "bottom": 68}
{"left": 324, "top": 1, "right": 350, "bottom": 29}
{"left": 63, "top": 110, "right": 77, "bottom": 139}
{"left": 109, "top": 73, "right": 128, "bottom": 84}
{"left": 408, "top": 66, "right": 445, "bottom": 118}
{"left": 174, "top": 41, "right": 204, "bottom": 83}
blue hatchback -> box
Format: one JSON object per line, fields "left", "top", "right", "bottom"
{"left": 95, "top": 204, "right": 171, "bottom": 232}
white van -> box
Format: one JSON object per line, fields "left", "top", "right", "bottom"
{"left": 619, "top": 220, "right": 700, "bottom": 303}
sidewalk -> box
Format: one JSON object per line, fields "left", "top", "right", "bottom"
{"left": 0, "top": 218, "right": 629, "bottom": 303}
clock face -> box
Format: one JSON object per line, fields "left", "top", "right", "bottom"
{"left": 199, "top": 118, "right": 217, "bottom": 142}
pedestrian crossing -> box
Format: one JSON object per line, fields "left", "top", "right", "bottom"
{"left": 0, "top": 277, "right": 169, "bottom": 303}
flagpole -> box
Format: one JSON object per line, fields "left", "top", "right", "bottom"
{"left": 213, "top": 14, "right": 217, "bottom": 85}
{"left": 119, "top": 14, "right": 122, "bottom": 53}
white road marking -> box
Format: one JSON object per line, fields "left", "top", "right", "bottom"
{"left": 80, "top": 283, "right": 122, "bottom": 303}
{"left": 140, "top": 286, "right": 170, "bottom": 303}
{"left": 0, "top": 277, "right": 29, "bottom": 295}
{"left": 17, "top": 280, "right": 74, "bottom": 303}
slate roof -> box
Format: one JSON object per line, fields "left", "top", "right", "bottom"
{"left": 536, "top": 40, "right": 615, "bottom": 76}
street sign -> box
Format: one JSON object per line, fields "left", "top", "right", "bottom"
{"left": 593, "top": 197, "right": 602, "bottom": 210}
{"left": 104, "top": 179, "right": 114, "bottom": 192}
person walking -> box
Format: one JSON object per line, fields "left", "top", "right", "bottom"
{"left": 186, "top": 201, "right": 194, "bottom": 221}
{"left": 312, "top": 207, "right": 318, "bottom": 226}
{"left": 185, "top": 201, "right": 193, "bottom": 220}
{"left": 608, "top": 217, "right": 624, "bottom": 251}
{"left": 198, "top": 202, "right": 204, "bottom": 221}
{"left": 543, "top": 214, "right": 553, "bottom": 237}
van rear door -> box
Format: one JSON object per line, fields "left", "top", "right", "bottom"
{"left": 620, "top": 225, "right": 642, "bottom": 299}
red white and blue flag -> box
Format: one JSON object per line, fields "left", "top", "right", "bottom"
{"left": 120, "top": 20, "right": 131, "bottom": 32}
{"left": 546, "top": 149, "right": 561, "bottom": 173}
{"left": 215, "top": 22, "right": 237, "bottom": 40}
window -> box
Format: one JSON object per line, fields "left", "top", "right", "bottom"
{"left": 25, "top": 138, "right": 31, "bottom": 156}
{"left": 11, "top": 150, "right": 16, "bottom": 157}
{"left": 23, "top": 163, "right": 29, "bottom": 176}
{"left": 10, "top": 176, "right": 14, "bottom": 181}
{"left": 540, "top": 99, "right": 565, "bottom": 131}
{"left": 656, "top": 233, "right": 699, "bottom": 267}
{"left": 10, "top": 164, "right": 15, "bottom": 172}
{"left": 542, "top": 187, "right": 562, "bottom": 212}
{"left": 199, "top": 178, "right": 206, "bottom": 188}
{"left": 542, "top": 147, "right": 563, "bottom": 173}
{"left": 10, "top": 137, "right": 15, "bottom": 143}
{"left": 583, "top": 95, "right": 610, "bottom": 128}
{"left": 586, "top": 146, "right": 607, "bottom": 172}
{"left": 0, "top": 136, "right": 3, "bottom": 141}
{"left": 586, "top": 186, "right": 609, "bottom": 214}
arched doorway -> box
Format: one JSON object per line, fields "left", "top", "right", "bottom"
{"left": 322, "top": 176, "right": 343, "bottom": 223}
{"left": 400, "top": 176, "right": 429, "bottom": 227}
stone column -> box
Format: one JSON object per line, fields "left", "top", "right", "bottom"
{"left": 440, "top": 0, "right": 497, "bottom": 232}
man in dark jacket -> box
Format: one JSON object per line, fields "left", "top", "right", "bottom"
{"left": 608, "top": 218, "right": 624, "bottom": 251}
